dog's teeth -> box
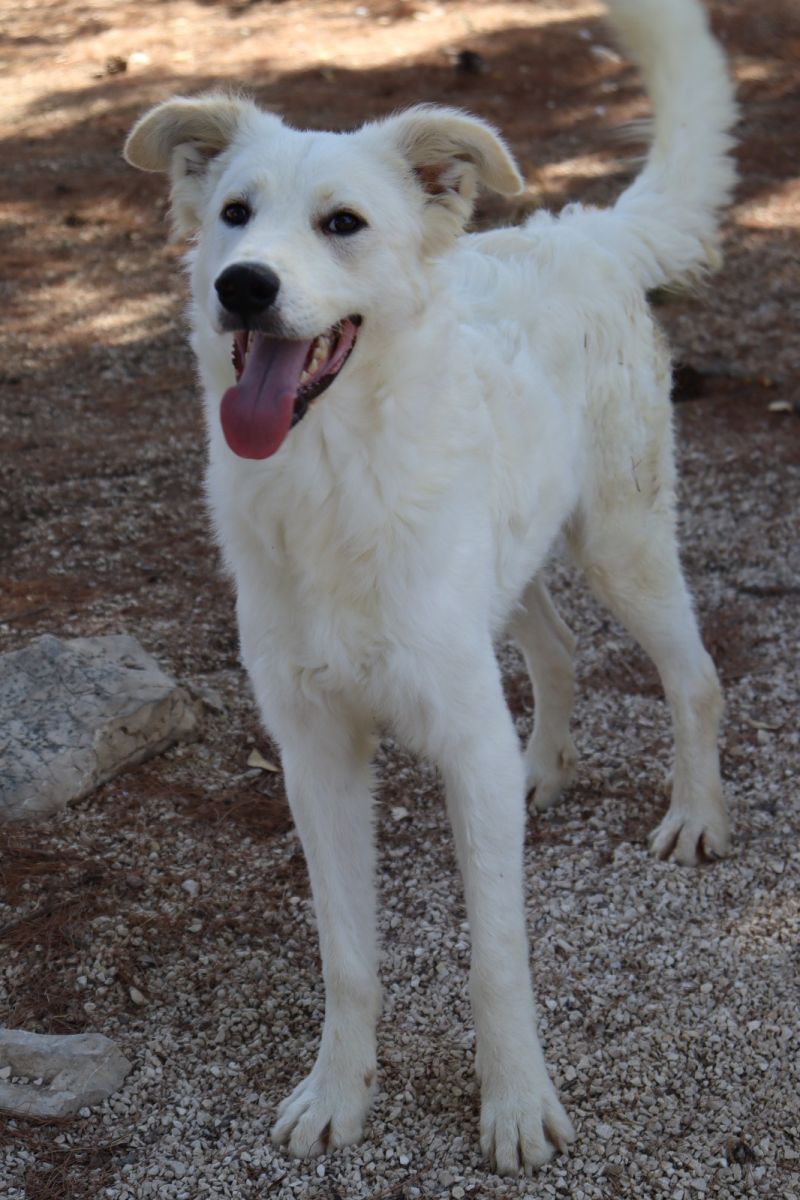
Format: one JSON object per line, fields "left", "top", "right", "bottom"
{"left": 298, "top": 331, "right": 338, "bottom": 390}
{"left": 305, "top": 337, "right": 331, "bottom": 378}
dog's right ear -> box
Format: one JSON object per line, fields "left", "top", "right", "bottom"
{"left": 124, "top": 94, "right": 255, "bottom": 236}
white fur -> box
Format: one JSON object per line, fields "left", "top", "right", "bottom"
{"left": 125, "top": 0, "right": 736, "bottom": 1175}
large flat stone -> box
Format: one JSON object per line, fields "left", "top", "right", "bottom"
{"left": 0, "top": 633, "right": 200, "bottom": 822}
{"left": 0, "top": 1029, "right": 132, "bottom": 1119}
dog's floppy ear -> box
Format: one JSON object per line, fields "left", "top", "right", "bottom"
{"left": 380, "top": 105, "right": 524, "bottom": 248}
{"left": 124, "top": 94, "right": 256, "bottom": 235}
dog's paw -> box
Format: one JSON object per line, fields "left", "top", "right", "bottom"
{"left": 271, "top": 1066, "right": 375, "bottom": 1158}
{"left": 480, "top": 1074, "right": 575, "bottom": 1175}
{"left": 648, "top": 805, "right": 730, "bottom": 865}
{"left": 525, "top": 737, "right": 577, "bottom": 812}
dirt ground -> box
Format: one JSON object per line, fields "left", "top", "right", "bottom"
{"left": 1, "top": 1, "right": 799, "bottom": 1198}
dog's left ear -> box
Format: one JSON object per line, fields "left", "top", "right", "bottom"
{"left": 379, "top": 105, "right": 524, "bottom": 245}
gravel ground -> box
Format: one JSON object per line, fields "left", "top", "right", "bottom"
{"left": 1, "top": 0, "right": 799, "bottom": 1197}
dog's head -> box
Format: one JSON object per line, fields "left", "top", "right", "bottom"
{"left": 124, "top": 94, "right": 522, "bottom": 459}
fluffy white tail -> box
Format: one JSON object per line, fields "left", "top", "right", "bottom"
{"left": 598, "top": 0, "right": 737, "bottom": 288}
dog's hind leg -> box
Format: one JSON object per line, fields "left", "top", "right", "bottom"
{"left": 569, "top": 503, "right": 730, "bottom": 866}
{"left": 259, "top": 693, "right": 380, "bottom": 1157}
{"left": 510, "top": 577, "right": 578, "bottom": 811}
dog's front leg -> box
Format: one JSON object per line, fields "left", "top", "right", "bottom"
{"left": 446, "top": 726, "right": 576, "bottom": 1175}
{"left": 399, "top": 646, "right": 575, "bottom": 1175}
{"left": 264, "top": 699, "right": 380, "bottom": 1157}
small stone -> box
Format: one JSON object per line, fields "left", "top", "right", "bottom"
{"left": 129, "top": 987, "right": 146, "bottom": 1006}
{"left": 182, "top": 879, "right": 200, "bottom": 897}
{"left": 454, "top": 49, "right": 486, "bottom": 75}
{"left": 0, "top": 634, "right": 200, "bottom": 822}
{"left": 0, "top": 1029, "right": 131, "bottom": 1118}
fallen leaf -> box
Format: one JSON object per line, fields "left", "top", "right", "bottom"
{"left": 744, "top": 717, "right": 784, "bottom": 731}
{"left": 247, "top": 748, "right": 281, "bottom": 773}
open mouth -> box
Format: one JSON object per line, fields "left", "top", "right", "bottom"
{"left": 220, "top": 316, "right": 361, "bottom": 460}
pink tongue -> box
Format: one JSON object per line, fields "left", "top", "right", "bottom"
{"left": 220, "top": 335, "right": 312, "bottom": 460}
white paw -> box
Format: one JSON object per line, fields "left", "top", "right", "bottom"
{"left": 480, "top": 1073, "right": 575, "bottom": 1175}
{"left": 525, "top": 737, "right": 577, "bottom": 812}
{"left": 270, "top": 1066, "right": 375, "bottom": 1157}
{"left": 649, "top": 805, "right": 730, "bottom": 865}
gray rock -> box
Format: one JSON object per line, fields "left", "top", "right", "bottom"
{"left": 0, "top": 634, "right": 200, "bottom": 822}
{"left": 0, "top": 1029, "right": 132, "bottom": 1119}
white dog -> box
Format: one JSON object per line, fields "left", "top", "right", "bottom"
{"left": 125, "top": 0, "right": 736, "bottom": 1175}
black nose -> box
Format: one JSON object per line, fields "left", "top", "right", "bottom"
{"left": 215, "top": 262, "right": 281, "bottom": 323}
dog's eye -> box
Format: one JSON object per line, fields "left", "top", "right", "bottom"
{"left": 221, "top": 202, "right": 251, "bottom": 227}
{"left": 323, "top": 210, "right": 366, "bottom": 236}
